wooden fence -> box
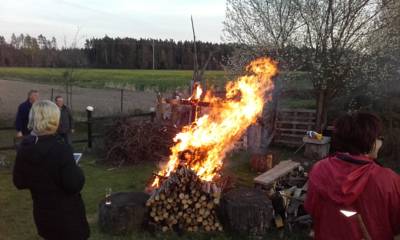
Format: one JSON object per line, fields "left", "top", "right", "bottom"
{"left": 0, "top": 111, "right": 155, "bottom": 152}
{"left": 273, "top": 108, "right": 316, "bottom": 146}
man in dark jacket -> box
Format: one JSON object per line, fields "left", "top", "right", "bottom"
{"left": 55, "top": 96, "right": 74, "bottom": 145}
{"left": 15, "top": 90, "right": 39, "bottom": 137}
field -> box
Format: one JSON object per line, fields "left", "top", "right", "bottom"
{"left": 0, "top": 67, "right": 315, "bottom": 121}
{"left": 0, "top": 67, "right": 313, "bottom": 91}
{"left": 0, "top": 68, "right": 227, "bottom": 92}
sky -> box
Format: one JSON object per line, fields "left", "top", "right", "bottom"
{"left": 0, "top": 0, "right": 226, "bottom": 47}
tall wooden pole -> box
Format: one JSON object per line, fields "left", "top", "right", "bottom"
{"left": 191, "top": 15, "right": 199, "bottom": 95}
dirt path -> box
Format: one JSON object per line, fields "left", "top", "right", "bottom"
{"left": 0, "top": 79, "right": 160, "bottom": 122}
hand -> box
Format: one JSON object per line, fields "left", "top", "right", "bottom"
{"left": 71, "top": 129, "right": 75, "bottom": 133}
{"left": 16, "top": 132, "right": 23, "bottom": 138}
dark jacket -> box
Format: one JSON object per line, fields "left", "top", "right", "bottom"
{"left": 15, "top": 100, "right": 32, "bottom": 135}
{"left": 58, "top": 105, "right": 74, "bottom": 134}
{"left": 13, "top": 134, "right": 90, "bottom": 240}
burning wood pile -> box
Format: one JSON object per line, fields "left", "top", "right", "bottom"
{"left": 146, "top": 57, "right": 278, "bottom": 233}
{"left": 146, "top": 166, "right": 223, "bottom": 232}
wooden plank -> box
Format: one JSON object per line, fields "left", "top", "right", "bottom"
{"left": 278, "top": 108, "right": 316, "bottom": 113}
{"left": 254, "top": 160, "right": 300, "bottom": 186}
{"left": 274, "top": 139, "right": 303, "bottom": 145}
{"left": 277, "top": 117, "right": 315, "bottom": 124}
{"left": 276, "top": 128, "right": 307, "bottom": 133}
{"left": 276, "top": 120, "right": 315, "bottom": 125}
{"left": 278, "top": 133, "right": 304, "bottom": 138}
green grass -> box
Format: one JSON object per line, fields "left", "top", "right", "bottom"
{"left": 0, "top": 67, "right": 227, "bottom": 92}
{"left": 0, "top": 144, "right": 309, "bottom": 240}
{"left": 0, "top": 67, "right": 313, "bottom": 92}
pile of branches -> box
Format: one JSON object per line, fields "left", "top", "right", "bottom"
{"left": 146, "top": 166, "right": 223, "bottom": 233}
{"left": 104, "top": 118, "right": 178, "bottom": 165}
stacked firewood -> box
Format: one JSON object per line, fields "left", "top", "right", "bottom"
{"left": 104, "top": 119, "right": 178, "bottom": 165}
{"left": 146, "top": 166, "right": 223, "bottom": 232}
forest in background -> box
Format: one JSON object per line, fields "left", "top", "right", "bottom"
{"left": 0, "top": 34, "right": 235, "bottom": 70}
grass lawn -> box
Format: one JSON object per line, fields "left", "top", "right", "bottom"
{"left": 0, "top": 67, "right": 312, "bottom": 92}
{"left": 0, "top": 140, "right": 310, "bottom": 240}
{"left": 0, "top": 68, "right": 226, "bottom": 92}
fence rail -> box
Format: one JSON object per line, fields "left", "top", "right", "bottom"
{"left": 0, "top": 111, "right": 155, "bottom": 152}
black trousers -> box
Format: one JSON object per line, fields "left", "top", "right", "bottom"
{"left": 59, "top": 133, "right": 72, "bottom": 146}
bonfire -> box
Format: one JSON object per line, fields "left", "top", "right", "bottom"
{"left": 146, "top": 57, "right": 278, "bottom": 232}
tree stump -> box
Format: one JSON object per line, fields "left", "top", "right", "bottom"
{"left": 98, "top": 191, "right": 149, "bottom": 235}
{"left": 218, "top": 187, "right": 273, "bottom": 236}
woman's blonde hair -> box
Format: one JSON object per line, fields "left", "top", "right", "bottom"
{"left": 28, "top": 100, "right": 60, "bottom": 135}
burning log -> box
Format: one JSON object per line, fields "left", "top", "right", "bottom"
{"left": 146, "top": 166, "right": 223, "bottom": 233}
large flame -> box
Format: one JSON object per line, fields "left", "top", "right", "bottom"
{"left": 152, "top": 57, "right": 278, "bottom": 187}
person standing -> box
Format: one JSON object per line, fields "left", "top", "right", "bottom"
{"left": 305, "top": 112, "right": 400, "bottom": 239}
{"left": 55, "top": 96, "right": 74, "bottom": 145}
{"left": 13, "top": 100, "right": 90, "bottom": 240}
{"left": 15, "top": 90, "right": 39, "bottom": 137}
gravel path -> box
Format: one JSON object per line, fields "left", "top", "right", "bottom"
{"left": 0, "top": 79, "right": 160, "bottom": 122}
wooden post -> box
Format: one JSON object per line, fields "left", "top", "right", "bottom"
{"left": 51, "top": 88, "right": 54, "bottom": 101}
{"left": 87, "top": 108, "right": 93, "bottom": 149}
{"left": 120, "top": 89, "right": 124, "bottom": 113}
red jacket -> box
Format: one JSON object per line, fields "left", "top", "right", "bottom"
{"left": 305, "top": 153, "right": 400, "bottom": 239}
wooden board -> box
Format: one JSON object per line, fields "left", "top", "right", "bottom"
{"left": 254, "top": 160, "right": 300, "bottom": 187}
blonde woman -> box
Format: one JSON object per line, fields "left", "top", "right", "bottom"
{"left": 13, "top": 100, "right": 90, "bottom": 240}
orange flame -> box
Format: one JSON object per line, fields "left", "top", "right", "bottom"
{"left": 188, "top": 83, "right": 203, "bottom": 101}
{"left": 152, "top": 57, "right": 278, "bottom": 187}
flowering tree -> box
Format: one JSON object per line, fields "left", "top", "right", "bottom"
{"left": 224, "top": 0, "right": 398, "bottom": 131}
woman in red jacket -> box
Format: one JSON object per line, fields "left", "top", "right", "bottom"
{"left": 305, "top": 112, "right": 400, "bottom": 240}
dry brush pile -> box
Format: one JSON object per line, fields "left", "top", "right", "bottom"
{"left": 104, "top": 118, "right": 178, "bottom": 165}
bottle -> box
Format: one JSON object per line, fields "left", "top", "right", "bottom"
{"left": 306, "top": 131, "right": 323, "bottom": 141}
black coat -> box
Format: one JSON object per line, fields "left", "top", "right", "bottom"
{"left": 58, "top": 105, "right": 74, "bottom": 134}
{"left": 15, "top": 100, "right": 32, "bottom": 135}
{"left": 13, "top": 135, "right": 90, "bottom": 240}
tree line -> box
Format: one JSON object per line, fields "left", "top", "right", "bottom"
{"left": 0, "top": 34, "right": 235, "bottom": 70}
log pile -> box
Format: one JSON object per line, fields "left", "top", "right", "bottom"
{"left": 104, "top": 118, "right": 178, "bottom": 165}
{"left": 146, "top": 166, "right": 223, "bottom": 233}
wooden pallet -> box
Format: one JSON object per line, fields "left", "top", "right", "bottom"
{"left": 274, "top": 108, "right": 316, "bottom": 146}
